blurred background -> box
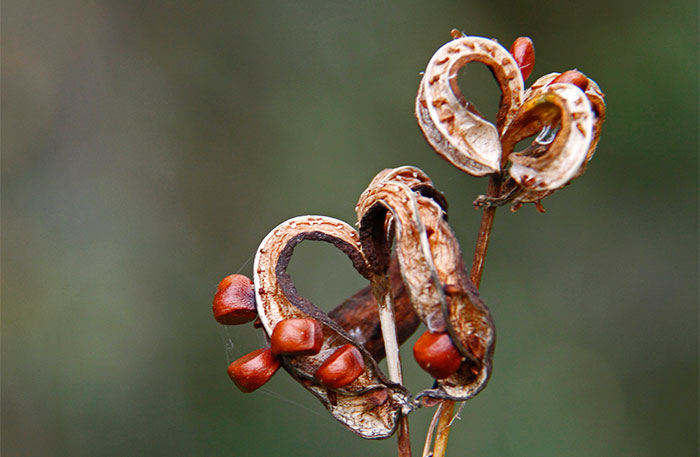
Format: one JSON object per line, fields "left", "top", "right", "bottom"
{"left": 3, "top": 1, "right": 698, "bottom": 456}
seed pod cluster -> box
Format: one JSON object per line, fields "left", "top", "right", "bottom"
{"left": 212, "top": 29, "right": 606, "bottom": 443}
{"left": 416, "top": 32, "right": 606, "bottom": 211}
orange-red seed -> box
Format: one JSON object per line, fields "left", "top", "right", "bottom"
{"left": 413, "top": 331, "right": 463, "bottom": 379}
{"left": 509, "top": 37, "right": 535, "bottom": 80}
{"left": 227, "top": 347, "right": 280, "bottom": 393}
{"left": 212, "top": 274, "right": 257, "bottom": 325}
{"left": 315, "top": 344, "right": 365, "bottom": 389}
{"left": 271, "top": 318, "right": 324, "bottom": 356}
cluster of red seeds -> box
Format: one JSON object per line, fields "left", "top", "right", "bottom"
{"left": 212, "top": 274, "right": 366, "bottom": 392}
{"left": 213, "top": 274, "right": 479, "bottom": 392}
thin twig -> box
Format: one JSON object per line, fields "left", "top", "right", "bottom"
{"left": 431, "top": 173, "right": 502, "bottom": 457}
{"left": 422, "top": 401, "right": 444, "bottom": 457}
{"left": 373, "top": 276, "right": 411, "bottom": 457}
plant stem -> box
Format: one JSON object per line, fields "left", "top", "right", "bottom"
{"left": 372, "top": 276, "right": 412, "bottom": 457}
{"left": 431, "top": 173, "right": 502, "bottom": 457}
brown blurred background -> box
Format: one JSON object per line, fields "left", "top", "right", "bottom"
{"left": 3, "top": 1, "right": 698, "bottom": 456}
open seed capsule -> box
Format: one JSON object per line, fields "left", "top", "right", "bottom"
{"left": 227, "top": 347, "right": 280, "bottom": 393}
{"left": 213, "top": 274, "right": 257, "bottom": 325}
{"left": 270, "top": 318, "right": 324, "bottom": 356}
{"left": 413, "top": 331, "right": 463, "bottom": 379}
{"left": 314, "top": 344, "right": 365, "bottom": 389}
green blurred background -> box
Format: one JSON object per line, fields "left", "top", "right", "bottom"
{"left": 3, "top": 1, "right": 698, "bottom": 456}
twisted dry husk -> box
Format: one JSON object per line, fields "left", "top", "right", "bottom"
{"left": 253, "top": 215, "right": 409, "bottom": 439}
{"left": 357, "top": 167, "right": 495, "bottom": 401}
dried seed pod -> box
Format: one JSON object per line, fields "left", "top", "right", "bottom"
{"left": 271, "top": 318, "right": 324, "bottom": 356}
{"left": 413, "top": 331, "right": 463, "bottom": 379}
{"left": 501, "top": 83, "right": 594, "bottom": 191}
{"left": 315, "top": 344, "right": 366, "bottom": 389}
{"left": 212, "top": 274, "right": 257, "bottom": 325}
{"left": 509, "top": 37, "right": 535, "bottom": 80}
{"left": 473, "top": 70, "right": 606, "bottom": 210}
{"left": 415, "top": 34, "right": 525, "bottom": 176}
{"left": 526, "top": 71, "right": 605, "bottom": 174}
{"left": 357, "top": 169, "right": 495, "bottom": 401}
{"left": 227, "top": 347, "right": 280, "bottom": 393}
{"left": 253, "top": 215, "right": 409, "bottom": 439}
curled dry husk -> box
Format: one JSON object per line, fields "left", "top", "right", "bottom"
{"left": 415, "top": 35, "right": 525, "bottom": 176}
{"left": 357, "top": 166, "right": 495, "bottom": 401}
{"left": 416, "top": 33, "right": 606, "bottom": 209}
{"left": 254, "top": 216, "right": 409, "bottom": 439}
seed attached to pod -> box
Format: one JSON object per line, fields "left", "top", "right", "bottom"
{"left": 271, "top": 318, "right": 324, "bottom": 356}
{"left": 227, "top": 347, "right": 281, "bottom": 393}
{"left": 551, "top": 70, "right": 589, "bottom": 92}
{"left": 509, "top": 37, "right": 535, "bottom": 80}
{"left": 315, "top": 344, "right": 365, "bottom": 389}
{"left": 413, "top": 331, "right": 463, "bottom": 379}
{"left": 212, "top": 274, "right": 257, "bottom": 325}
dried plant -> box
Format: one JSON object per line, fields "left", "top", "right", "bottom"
{"left": 212, "top": 29, "right": 605, "bottom": 457}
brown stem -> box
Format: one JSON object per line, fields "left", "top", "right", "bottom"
{"left": 431, "top": 173, "right": 502, "bottom": 457}
{"left": 470, "top": 173, "right": 502, "bottom": 288}
{"left": 398, "top": 415, "right": 412, "bottom": 457}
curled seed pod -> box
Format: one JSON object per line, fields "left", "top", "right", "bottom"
{"left": 253, "top": 215, "right": 409, "bottom": 439}
{"left": 315, "top": 344, "right": 366, "bottom": 389}
{"left": 501, "top": 83, "right": 594, "bottom": 192}
{"left": 271, "top": 318, "right": 324, "bottom": 356}
{"left": 473, "top": 70, "right": 606, "bottom": 210}
{"left": 357, "top": 169, "right": 495, "bottom": 401}
{"left": 212, "top": 274, "right": 257, "bottom": 325}
{"left": 509, "top": 36, "right": 535, "bottom": 80}
{"left": 413, "top": 331, "right": 463, "bottom": 379}
{"left": 227, "top": 347, "right": 280, "bottom": 393}
{"left": 415, "top": 34, "right": 525, "bottom": 176}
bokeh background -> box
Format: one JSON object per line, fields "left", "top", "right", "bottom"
{"left": 3, "top": 1, "right": 698, "bottom": 456}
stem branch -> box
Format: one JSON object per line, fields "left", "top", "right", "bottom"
{"left": 431, "top": 173, "right": 502, "bottom": 457}
{"left": 373, "top": 276, "right": 411, "bottom": 457}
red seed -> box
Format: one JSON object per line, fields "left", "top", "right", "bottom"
{"left": 212, "top": 274, "right": 257, "bottom": 325}
{"left": 509, "top": 37, "right": 535, "bottom": 80}
{"left": 413, "top": 331, "right": 463, "bottom": 379}
{"left": 551, "top": 70, "right": 589, "bottom": 92}
{"left": 227, "top": 347, "right": 280, "bottom": 393}
{"left": 315, "top": 344, "right": 365, "bottom": 389}
{"left": 271, "top": 318, "right": 324, "bottom": 356}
